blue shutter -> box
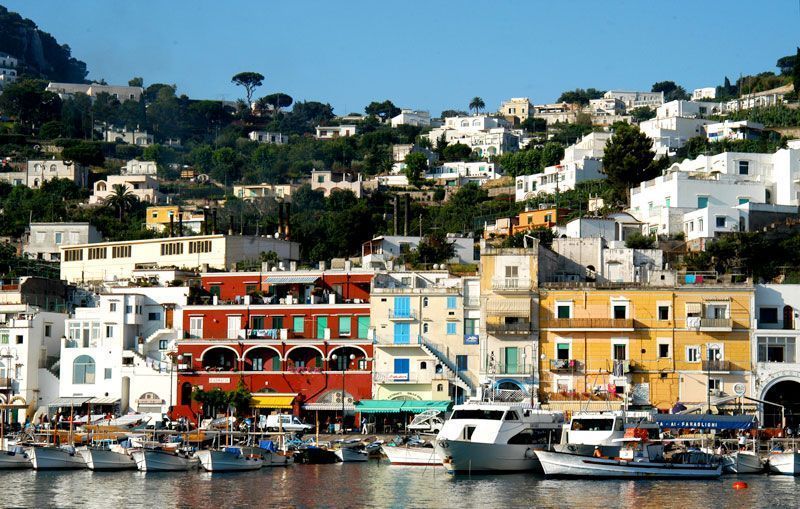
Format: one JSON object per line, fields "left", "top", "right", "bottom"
{"left": 447, "top": 296, "right": 457, "bottom": 309}
{"left": 393, "top": 323, "right": 410, "bottom": 344}
{"left": 394, "top": 358, "right": 410, "bottom": 375}
{"left": 394, "top": 296, "right": 410, "bottom": 317}
{"left": 447, "top": 322, "right": 457, "bottom": 335}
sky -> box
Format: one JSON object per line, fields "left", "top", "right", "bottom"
{"left": 4, "top": 0, "right": 800, "bottom": 115}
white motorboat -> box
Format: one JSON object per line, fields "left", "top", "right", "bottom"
{"left": 28, "top": 445, "right": 87, "bottom": 470}
{"left": 196, "top": 447, "right": 264, "bottom": 472}
{"left": 334, "top": 445, "right": 369, "bottom": 463}
{"left": 79, "top": 442, "right": 136, "bottom": 471}
{"left": 382, "top": 443, "right": 440, "bottom": 465}
{"left": 132, "top": 448, "right": 199, "bottom": 472}
{"left": 554, "top": 411, "right": 633, "bottom": 457}
{"left": 0, "top": 445, "right": 32, "bottom": 469}
{"left": 434, "top": 401, "right": 564, "bottom": 473}
{"left": 722, "top": 450, "right": 763, "bottom": 474}
{"left": 537, "top": 439, "right": 722, "bottom": 478}
{"left": 768, "top": 451, "right": 800, "bottom": 475}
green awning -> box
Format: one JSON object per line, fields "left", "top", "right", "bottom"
{"left": 400, "top": 400, "right": 452, "bottom": 413}
{"left": 355, "top": 400, "right": 406, "bottom": 413}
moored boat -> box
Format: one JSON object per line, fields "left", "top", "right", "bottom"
{"left": 132, "top": 448, "right": 199, "bottom": 472}
{"left": 79, "top": 441, "right": 136, "bottom": 471}
{"left": 196, "top": 447, "right": 264, "bottom": 472}
{"left": 721, "top": 450, "right": 763, "bottom": 474}
{"left": 382, "top": 443, "right": 440, "bottom": 466}
{"left": 334, "top": 444, "right": 369, "bottom": 463}
{"left": 28, "top": 445, "right": 87, "bottom": 470}
{"left": 0, "top": 445, "right": 32, "bottom": 469}
{"left": 768, "top": 451, "right": 800, "bottom": 475}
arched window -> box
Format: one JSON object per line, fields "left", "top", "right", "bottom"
{"left": 420, "top": 361, "right": 427, "bottom": 370}
{"left": 472, "top": 120, "right": 480, "bottom": 126}
{"left": 460, "top": 120, "right": 469, "bottom": 127}
{"left": 422, "top": 297, "right": 429, "bottom": 308}
{"left": 50, "top": 164, "right": 57, "bottom": 172}
{"left": 437, "top": 384, "right": 444, "bottom": 392}
{"left": 73, "top": 355, "right": 96, "bottom": 384}
{"left": 423, "top": 323, "right": 429, "bottom": 333}
{"left": 0, "top": 360, "right": 5, "bottom": 378}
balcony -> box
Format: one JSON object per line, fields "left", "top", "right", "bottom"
{"left": 550, "top": 359, "right": 581, "bottom": 372}
{"left": 545, "top": 318, "right": 635, "bottom": 330}
{"left": 492, "top": 363, "right": 534, "bottom": 376}
{"left": 700, "top": 318, "right": 733, "bottom": 331}
{"left": 611, "top": 360, "right": 630, "bottom": 374}
{"left": 701, "top": 359, "right": 737, "bottom": 372}
{"left": 486, "top": 322, "right": 533, "bottom": 335}
{"left": 0, "top": 377, "right": 10, "bottom": 389}
{"left": 373, "top": 371, "right": 435, "bottom": 384}
{"left": 491, "top": 277, "right": 532, "bottom": 293}
{"left": 388, "top": 309, "right": 417, "bottom": 321}
{"left": 463, "top": 297, "right": 480, "bottom": 309}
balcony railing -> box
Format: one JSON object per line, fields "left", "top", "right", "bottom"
{"left": 545, "top": 318, "right": 634, "bottom": 329}
{"left": 486, "top": 322, "right": 533, "bottom": 334}
{"left": 492, "top": 363, "right": 534, "bottom": 376}
{"left": 702, "top": 359, "right": 735, "bottom": 372}
{"left": 491, "top": 277, "right": 532, "bottom": 292}
{"left": 700, "top": 318, "right": 732, "bottom": 329}
{"left": 550, "top": 359, "right": 581, "bottom": 372}
{"left": 388, "top": 309, "right": 417, "bottom": 320}
{"left": 374, "top": 371, "right": 435, "bottom": 384}
{"left": 0, "top": 377, "right": 10, "bottom": 389}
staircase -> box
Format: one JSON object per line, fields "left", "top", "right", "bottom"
{"left": 127, "top": 328, "right": 178, "bottom": 372}
{"left": 420, "top": 338, "right": 476, "bottom": 396}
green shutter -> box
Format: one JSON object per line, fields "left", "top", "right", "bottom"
{"left": 293, "top": 316, "right": 304, "bottom": 333}
{"left": 272, "top": 356, "right": 281, "bottom": 370}
{"left": 339, "top": 316, "right": 351, "bottom": 336}
{"left": 357, "top": 316, "right": 370, "bottom": 338}
{"left": 317, "top": 316, "right": 328, "bottom": 338}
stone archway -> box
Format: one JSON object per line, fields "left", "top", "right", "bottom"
{"left": 762, "top": 379, "right": 800, "bottom": 428}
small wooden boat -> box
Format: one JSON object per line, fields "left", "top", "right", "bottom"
{"left": 79, "top": 441, "right": 136, "bottom": 471}
{"left": 382, "top": 444, "right": 440, "bottom": 466}
{"left": 0, "top": 445, "right": 32, "bottom": 469}
{"left": 132, "top": 448, "right": 199, "bottom": 472}
{"left": 334, "top": 442, "right": 369, "bottom": 463}
{"left": 28, "top": 445, "right": 87, "bottom": 470}
{"left": 196, "top": 447, "right": 264, "bottom": 472}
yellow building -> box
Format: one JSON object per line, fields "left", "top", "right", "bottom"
{"left": 146, "top": 206, "right": 206, "bottom": 234}
{"left": 538, "top": 283, "right": 753, "bottom": 411}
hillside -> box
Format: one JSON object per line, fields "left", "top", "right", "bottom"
{"left": 0, "top": 5, "right": 88, "bottom": 82}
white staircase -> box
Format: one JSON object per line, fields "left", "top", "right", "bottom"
{"left": 419, "top": 339, "right": 476, "bottom": 395}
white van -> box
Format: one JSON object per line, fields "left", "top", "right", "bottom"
{"left": 263, "top": 414, "right": 314, "bottom": 433}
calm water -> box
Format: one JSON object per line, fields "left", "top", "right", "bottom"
{"left": 2, "top": 460, "right": 799, "bottom": 508}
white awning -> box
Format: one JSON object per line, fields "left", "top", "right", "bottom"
{"left": 303, "top": 402, "right": 355, "bottom": 411}
{"left": 263, "top": 275, "right": 319, "bottom": 284}
{"left": 686, "top": 302, "right": 703, "bottom": 314}
{"left": 47, "top": 397, "right": 91, "bottom": 408}
{"left": 89, "top": 397, "right": 121, "bottom": 405}
{"left": 486, "top": 298, "right": 531, "bottom": 316}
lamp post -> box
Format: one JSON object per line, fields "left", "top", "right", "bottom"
{"left": 331, "top": 352, "right": 355, "bottom": 434}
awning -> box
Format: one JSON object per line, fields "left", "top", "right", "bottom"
{"left": 89, "top": 397, "right": 120, "bottom": 405}
{"left": 399, "top": 400, "right": 452, "bottom": 414}
{"left": 251, "top": 395, "right": 295, "bottom": 409}
{"left": 303, "top": 402, "right": 355, "bottom": 411}
{"left": 654, "top": 414, "right": 756, "bottom": 430}
{"left": 686, "top": 302, "right": 703, "bottom": 314}
{"left": 263, "top": 275, "right": 319, "bottom": 285}
{"left": 486, "top": 298, "right": 531, "bottom": 316}
{"left": 47, "top": 397, "right": 91, "bottom": 408}
{"left": 355, "top": 400, "right": 406, "bottom": 413}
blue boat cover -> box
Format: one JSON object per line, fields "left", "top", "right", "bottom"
{"left": 259, "top": 440, "right": 277, "bottom": 452}
{"left": 654, "top": 414, "right": 755, "bottom": 430}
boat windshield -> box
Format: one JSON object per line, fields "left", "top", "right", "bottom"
{"left": 571, "top": 418, "right": 614, "bottom": 431}
{"left": 450, "top": 409, "right": 505, "bottom": 420}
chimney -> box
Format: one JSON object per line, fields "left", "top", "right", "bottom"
{"left": 393, "top": 195, "right": 398, "bottom": 235}
{"left": 212, "top": 209, "right": 218, "bottom": 235}
{"left": 168, "top": 211, "right": 174, "bottom": 237}
{"left": 284, "top": 203, "right": 291, "bottom": 240}
{"left": 319, "top": 260, "right": 326, "bottom": 270}
{"left": 404, "top": 195, "right": 410, "bottom": 236}
{"left": 178, "top": 212, "right": 183, "bottom": 237}
{"left": 277, "top": 202, "right": 284, "bottom": 237}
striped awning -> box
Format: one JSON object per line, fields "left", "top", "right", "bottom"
{"left": 685, "top": 302, "right": 703, "bottom": 314}
{"left": 263, "top": 275, "right": 319, "bottom": 284}
{"left": 89, "top": 397, "right": 120, "bottom": 405}
{"left": 355, "top": 400, "right": 406, "bottom": 413}
{"left": 47, "top": 397, "right": 91, "bottom": 408}
{"left": 251, "top": 395, "right": 295, "bottom": 409}
{"left": 486, "top": 298, "right": 531, "bottom": 316}
{"left": 303, "top": 402, "right": 355, "bottom": 411}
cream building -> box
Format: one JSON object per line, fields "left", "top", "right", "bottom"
{"left": 26, "top": 160, "right": 88, "bottom": 189}
{"left": 90, "top": 174, "right": 164, "bottom": 205}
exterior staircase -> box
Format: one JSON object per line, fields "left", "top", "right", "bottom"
{"left": 420, "top": 338, "right": 476, "bottom": 396}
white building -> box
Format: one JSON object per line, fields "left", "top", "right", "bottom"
{"left": 60, "top": 286, "right": 189, "bottom": 419}
{"left": 426, "top": 162, "right": 502, "bottom": 186}
{"left": 532, "top": 103, "right": 579, "bottom": 124}
{"left": 24, "top": 222, "right": 102, "bottom": 262}
{"left": 90, "top": 174, "right": 164, "bottom": 205}
{"left": 59, "top": 234, "right": 301, "bottom": 285}
{"left": 121, "top": 159, "right": 158, "bottom": 176}
{"left": 705, "top": 121, "right": 765, "bottom": 143}
{"left": 557, "top": 212, "right": 643, "bottom": 243}
{"left": 692, "top": 87, "right": 717, "bottom": 101}
{"left": 26, "top": 160, "right": 89, "bottom": 189}
{"left": 0, "top": 52, "right": 18, "bottom": 89}
{"left": 656, "top": 100, "right": 724, "bottom": 119}
{"left": 426, "top": 116, "right": 520, "bottom": 157}
{"left": 46, "top": 82, "right": 144, "bottom": 102}
{"left": 391, "top": 109, "right": 432, "bottom": 128}
{"left": 726, "top": 84, "right": 793, "bottom": 112}
{"left": 361, "top": 235, "right": 477, "bottom": 268}
{"left": 514, "top": 131, "right": 611, "bottom": 201}
{"left": 104, "top": 126, "right": 153, "bottom": 146}
{"left": 310, "top": 169, "right": 365, "bottom": 198}
{"left": 639, "top": 116, "right": 713, "bottom": 156}
{"left": 603, "top": 90, "right": 664, "bottom": 110}
{"left": 315, "top": 125, "right": 357, "bottom": 139}
{"left": 248, "top": 131, "right": 288, "bottom": 145}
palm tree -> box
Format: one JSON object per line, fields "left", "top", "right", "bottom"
{"left": 469, "top": 96, "right": 485, "bottom": 115}
{"left": 104, "top": 184, "right": 138, "bottom": 220}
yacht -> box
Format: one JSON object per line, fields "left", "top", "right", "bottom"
{"left": 0, "top": 445, "right": 32, "bottom": 469}
{"left": 196, "top": 446, "right": 264, "bottom": 472}
{"left": 132, "top": 447, "right": 199, "bottom": 472}
{"left": 554, "top": 411, "right": 656, "bottom": 457}
{"left": 435, "top": 402, "right": 564, "bottom": 473}
{"left": 28, "top": 445, "right": 87, "bottom": 470}
{"left": 79, "top": 440, "right": 137, "bottom": 471}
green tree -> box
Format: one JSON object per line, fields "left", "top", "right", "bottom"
{"left": 104, "top": 183, "right": 139, "bottom": 220}
{"left": 629, "top": 107, "right": 656, "bottom": 122}
{"left": 128, "top": 77, "right": 144, "bottom": 87}
{"left": 601, "top": 124, "right": 667, "bottom": 204}
{"left": 407, "top": 230, "right": 456, "bottom": 265}
{"left": 469, "top": 97, "right": 485, "bottom": 115}
{"left": 404, "top": 152, "right": 428, "bottom": 187}
{"left": 440, "top": 109, "right": 468, "bottom": 118}
{"left": 231, "top": 71, "right": 264, "bottom": 108}
{"left": 0, "top": 79, "right": 61, "bottom": 131}
{"left": 625, "top": 232, "right": 656, "bottom": 249}
{"left": 442, "top": 143, "right": 473, "bottom": 162}
{"left": 651, "top": 81, "right": 690, "bottom": 101}
{"left": 211, "top": 147, "right": 240, "bottom": 185}
{"left": 557, "top": 88, "right": 605, "bottom": 105}
{"left": 62, "top": 142, "right": 104, "bottom": 166}
{"left": 256, "top": 92, "right": 293, "bottom": 116}
{"left": 365, "top": 100, "right": 400, "bottom": 121}
{"left": 39, "top": 120, "right": 65, "bottom": 139}
{"left": 521, "top": 117, "right": 547, "bottom": 132}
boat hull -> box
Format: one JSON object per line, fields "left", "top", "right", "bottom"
{"left": 536, "top": 450, "right": 721, "bottom": 479}
{"left": 196, "top": 450, "right": 263, "bottom": 472}
{"left": 769, "top": 452, "right": 800, "bottom": 475}
{"left": 80, "top": 448, "right": 136, "bottom": 471}
{"left": 334, "top": 448, "right": 369, "bottom": 462}
{"left": 29, "top": 447, "right": 87, "bottom": 470}
{"left": 132, "top": 449, "right": 199, "bottom": 472}
{"left": 294, "top": 447, "right": 338, "bottom": 464}
{"left": 382, "top": 445, "right": 440, "bottom": 466}
{"left": 0, "top": 449, "right": 32, "bottom": 469}
{"left": 722, "top": 451, "right": 763, "bottom": 474}
{"left": 436, "top": 439, "right": 542, "bottom": 473}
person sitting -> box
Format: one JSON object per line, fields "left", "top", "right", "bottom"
{"left": 593, "top": 446, "right": 603, "bottom": 458}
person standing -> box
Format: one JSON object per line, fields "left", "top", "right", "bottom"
{"left": 361, "top": 416, "right": 368, "bottom": 435}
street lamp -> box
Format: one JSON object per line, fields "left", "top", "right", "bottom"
{"left": 331, "top": 352, "right": 355, "bottom": 434}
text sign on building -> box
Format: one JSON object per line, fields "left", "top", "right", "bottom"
{"left": 464, "top": 334, "right": 479, "bottom": 345}
{"left": 208, "top": 377, "right": 230, "bottom": 384}
{"left": 386, "top": 373, "right": 409, "bottom": 381}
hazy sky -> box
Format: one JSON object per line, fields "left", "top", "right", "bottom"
{"left": 5, "top": 0, "right": 800, "bottom": 115}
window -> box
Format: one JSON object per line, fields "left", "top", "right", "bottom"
{"left": 423, "top": 323, "right": 429, "bottom": 333}
{"left": 105, "top": 325, "right": 113, "bottom": 338}
{"left": 612, "top": 304, "right": 628, "bottom": 319}
{"left": 665, "top": 197, "right": 671, "bottom": 208}
{"left": 316, "top": 316, "right": 327, "bottom": 338}
{"left": 104, "top": 368, "right": 112, "bottom": 380}
{"left": 112, "top": 245, "right": 131, "bottom": 258}
{"left": 160, "top": 242, "right": 184, "bottom": 256}
{"left": 657, "top": 305, "right": 670, "bottom": 321}
{"left": 556, "top": 342, "right": 570, "bottom": 360}
{"left": 251, "top": 316, "right": 265, "bottom": 330}
{"left": 456, "top": 355, "right": 468, "bottom": 371}
{"left": 189, "top": 316, "right": 203, "bottom": 338}
{"left": 54, "top": 232, "right": 63, "bottom": 244}
{"left": 557, "top": 303, "right": 572, "bottom": 319}
{"left": 357, "top": 316, "right": 370, "bottom": 339}
{"left": 148, "top": 312, "right": 161, "bottom": 321}
{"left": 0, "top": 333, "right": 7, "bottom": 345}
{"left": 189, "top": 240, "right": 212, "bottom": 254}
{"left": 697, "top": 196, "right": 708, "bottom": 209}
{"left": 757, "top": 336, "right": 796, "bottom": 363}
{"left": 446, "top": 322, "right": 457, "bottom": 335}
{"left": 738, "top": 161, "right": 749, "bottom": 175}
{"left": 15, "top": 335, "right": 22, "bottom": 344}
{"left": 738, "top": 198, "right": 749, "bottom": 206}
{"left": 109, "top": 302, "right": 117, "bottom": 312}
{"left": 339, "top": 316, "right": 351, "bottom": 336}
{"left": 422, "top": 297, "right": 429, "bottom": 308}
{"left": 273, "top": 316, "right": 284, "bottom": 330}
{"left": 394, "top": 358, "right": 410, "bottom": 375}
{"left": 759, "top": 307, "right": 779, "bottom": 325}
{"left": 64, "top": 249, "right": 83, "bottom": 262}
{"left": 658, "top": 342, "right": 670, "bottom": 359}
{"left": 612, "top": 343, "right": 627, "bottom": 361}
{"left": 73, "top": 355, "right": 96, "bottom": 384}
{"left": 464, "top": 318, "right": 478, "bottom": 335}
{"left": 686, "top": 346, "right": 700, "bottom": 363}
{"left": 292, "top": 316, "right": 304, "bottom": 333}
{"left": 447, "top": 296, "right": 457, "bottom": 309}
{"left": 505, "top": 265, "right": 519, "bottom": 278}
{"left": 44, "top": 324, "right": 52, "bottom": 337}
{"left": 715, "top": 216, "right": 726, "bottom": 228}
{"left": 708, "top": 378, "right": 722, "bottom": 392}
{"left": 88, "top": 247, "right": 107, "bottom": 260}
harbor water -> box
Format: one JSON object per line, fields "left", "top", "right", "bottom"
{"left": 2, "top": 460, "right": 799, "bottom": 509}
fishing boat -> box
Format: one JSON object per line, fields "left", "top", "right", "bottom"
{"left": 196, "top": 446, "right": 264, "bottom": 472}
{"left": 131, "top": 447, "right": 199, "bottom": 472}
{"left": 79, "top": 440, "right": 136, "bottom": 471}
{"left": 767, "top": 439, "right": 800, "bottom": 475}
{"left": 382, "top": 436, "right": 440, "bottom": 466}
{"left": 435, "top": 401, "right": 563, "bottom": 473}
{"left": 553, "top": 411, "right": 633, "bottom": 457}
{"left": 255, "top": 440, "right": 294, "bottom": 467}
{"left": 0, "top": 445, "right": 32, "bottom": 469}
{"left": 537, "top": 438, "right": 722, "bottom": 478}
{"left": 334, "top": 440, "right": 369, "bottom": 462}
{"left": 28, "top": 445, "right": 87, "bottom": 470}
{"left": 722, "top": 450, "right": 764, "bottom": 474}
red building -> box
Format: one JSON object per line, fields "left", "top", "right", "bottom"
{"left": 173, "top": 269, "right": 374, "bottom": 428}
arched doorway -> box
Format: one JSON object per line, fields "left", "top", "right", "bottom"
{"left": 286, "top": 346, "right": 323, "bottom": 370}
{"left": 180, "top": 382, "right": 193, "bottom": 405}
{"left": 763, "top": 379, "right": 800, "bottom": 428}
{"left": 200, "top": 346, "right": 238, "bottom": 370}
{"left": 244, "top": 347, "right": 281, "bottom": 371}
